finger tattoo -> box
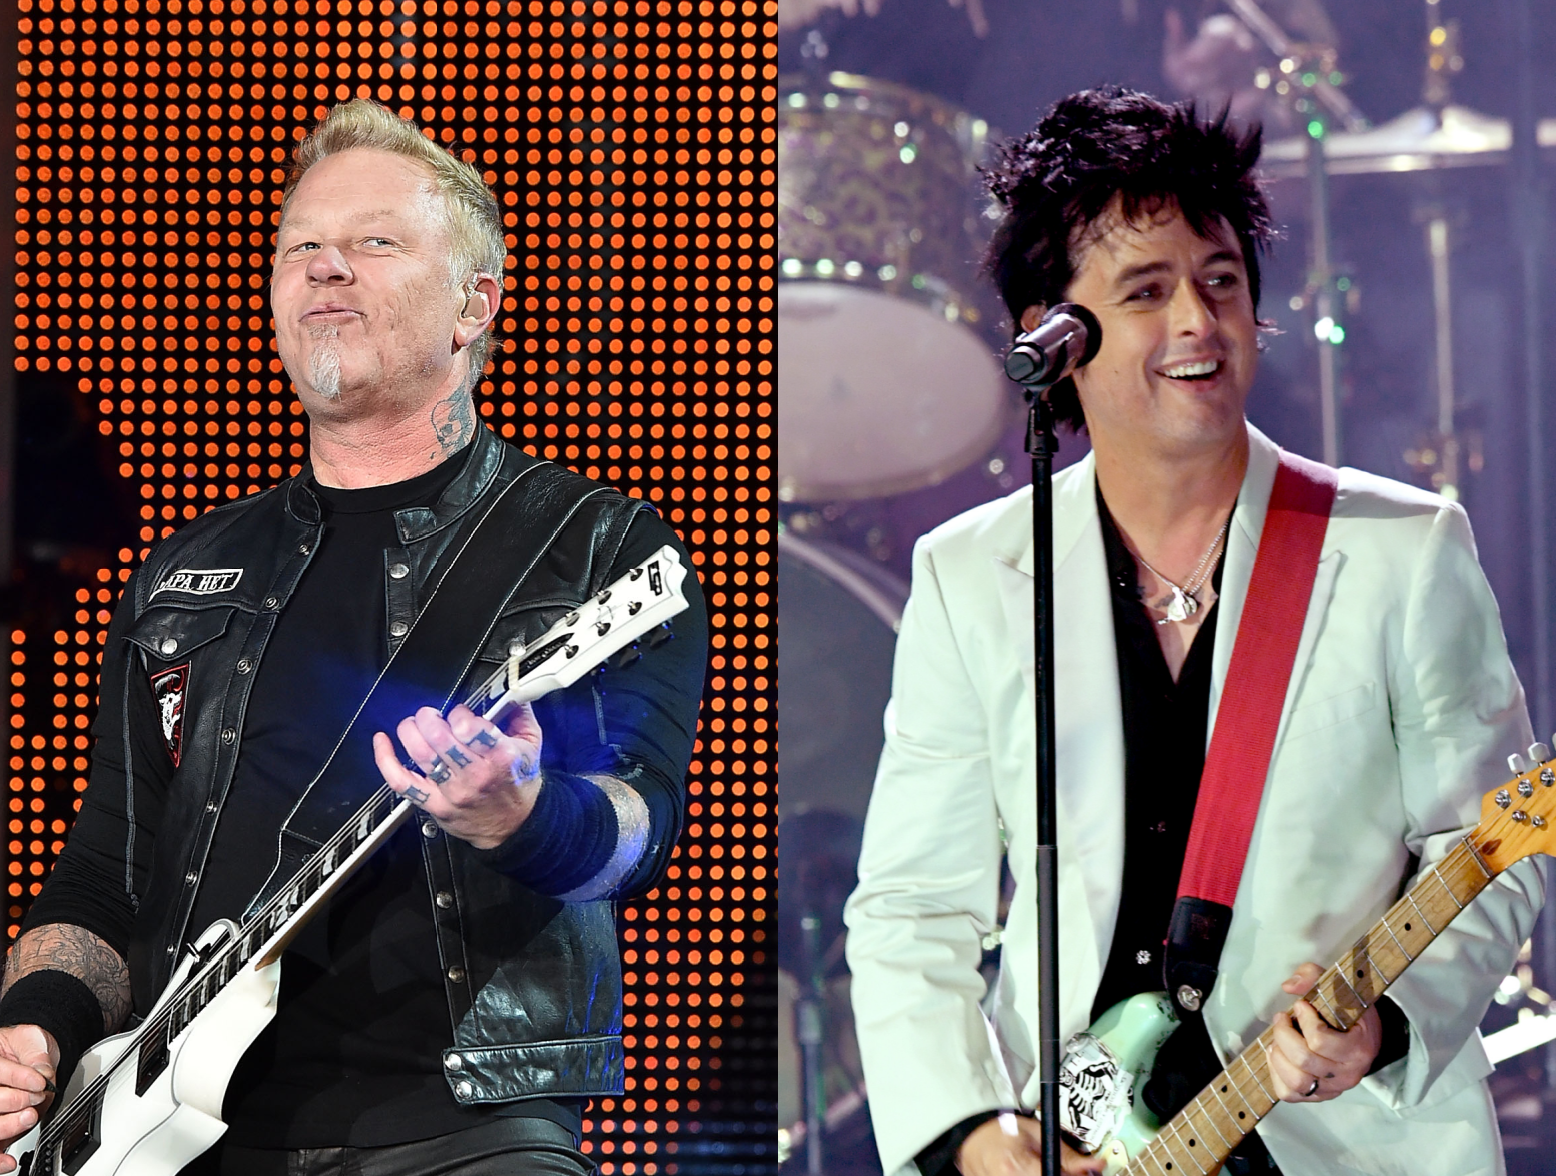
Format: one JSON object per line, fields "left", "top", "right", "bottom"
{"left": 427, "top": 759, "right": 453, "bottom": 785}
{"left": 405, "top": 784, "right": 430, "bottom": 805}
{"left": 445, "top": 745, "right": 473, "bottom": 769}
{"left": 467, "top": 729, "right": 499, "bottom": 752}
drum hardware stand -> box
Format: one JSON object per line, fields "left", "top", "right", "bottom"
{"left": 1401, "top": 4, "right": 1469, "bottom": 501}
{"left": 797, "top": 909, "right": 828, "bottom": 1175}
{"left": 1506, "top": 0, "right": 1556, "bottom": 1092}
{"left": 1305, "top": 117, "right": 1342, "bottom": 467}
{"left": 1223, "top": 0, "right": 1361, "bottom": 467}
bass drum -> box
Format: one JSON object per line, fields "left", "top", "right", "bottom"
{"left": 778, "top": 528, "right": 907, "bottom": 824}
{"left": 778, "top": 530, "right": 905, "bottom": 1173}
{"left": 778, "top": 73, "right": 1013, "bottom": 503}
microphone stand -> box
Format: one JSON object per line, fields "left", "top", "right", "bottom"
{"left": 1025, "top": 389, "right": 1062, "bottom": 1176}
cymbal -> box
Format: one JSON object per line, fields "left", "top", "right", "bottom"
{"left": 1261, "top": 104, "right": 1556, "bottom": 178}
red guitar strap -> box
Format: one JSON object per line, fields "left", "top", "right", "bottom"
{"left": 1164, "top": 451, "right": 1338, "bottom": 1013}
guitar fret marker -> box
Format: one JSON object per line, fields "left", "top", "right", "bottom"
{"left": 1332, "top": 966, "right": 1369, "bottom": 1014}
{"left": 1405, "top": 893, "right": 1437, "bottom": 935}
{"left": 1379, "top": 917, "right": 1413, "bottom": 962}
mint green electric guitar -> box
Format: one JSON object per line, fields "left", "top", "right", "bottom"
{"left": 1057, "top": 750, "right": 1556, "bottom": 1174}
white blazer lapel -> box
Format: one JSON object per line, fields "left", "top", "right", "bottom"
{"left": 992, "top": 455, "right": 1125, "bottom": 1038}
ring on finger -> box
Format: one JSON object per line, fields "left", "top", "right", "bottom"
{"left": 466, "top": 728, "right": 500, "bottom": 752}
{"left": 427, "top": 758, "right": 453, "bottom": 786}
{"left": 1304, "top": 1077, "right": 1320, "bottom": 1098}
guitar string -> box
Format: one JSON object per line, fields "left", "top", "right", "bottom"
{"left": 28, "top": 658, "right": 515, "bottom": 1158}
{"left": 1134, "top": 845, "right": 1489, "bottom": 1174}
{"left": 1125, "top": 823, "right": 1521, "bottom": 1174}
{"left": 31, "top": 581, "right": 676, "bottom": 1158}
{"left": 1135, "top": 846, "right": 1496, "bottom": 1174}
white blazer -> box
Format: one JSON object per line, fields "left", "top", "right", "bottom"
{"left": 845, "top": 424, "right": 1544, "bottom": 1176}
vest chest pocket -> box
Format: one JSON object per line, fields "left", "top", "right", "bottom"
{"left": 126, "top": 607, "right": 237, "bottom": 768}
{"left": 126, "top": 606, "right": 237, "bottom": 666}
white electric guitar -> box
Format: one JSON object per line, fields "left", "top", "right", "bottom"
{"left": 7, "top": 546, "right": 689, "bottom": 1176}
{"left": 1055, "top": 742, "right": 1556, "bottom": 1174}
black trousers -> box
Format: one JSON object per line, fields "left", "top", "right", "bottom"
{"left": 179, "top": 1117, "right": 594, "bottom": 1176}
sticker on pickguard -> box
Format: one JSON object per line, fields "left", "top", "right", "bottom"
{"left": 149, "top": 663, "right": 190, "bottom": 767}
{"left": 1059, "top": 1032, "right": 1135, "bottom": 1156}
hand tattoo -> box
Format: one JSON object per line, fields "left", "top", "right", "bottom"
{"left": 446, "top": 745, "right": 473, "bottom": 768}
{"left": 429, "top": 391, "right": 475, "bottom": 456}
{"left": 405, "top": 784, "right": 431, "bottom": 804}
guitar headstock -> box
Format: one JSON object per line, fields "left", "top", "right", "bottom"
{"left": 1475, "top": 740, "right": 1556, "bottom": 872}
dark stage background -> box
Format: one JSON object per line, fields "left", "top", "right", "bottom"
{"left": 775, "top": 0, "right": 1556, "bottom": 1171}
{"left": 0, "top": 0, "right": 777, "bottom": 1172}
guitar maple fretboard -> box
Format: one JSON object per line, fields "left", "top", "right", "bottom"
{"left": 1125, "top": 838, "right": 1495, "bottom": 1175}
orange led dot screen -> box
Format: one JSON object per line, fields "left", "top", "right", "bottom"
{"left": 7, "top": 0, "right": 776, "bottom": 1167}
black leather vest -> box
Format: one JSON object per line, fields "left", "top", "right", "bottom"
{"left": 118, "top": 428, "right": 644, "bottom": 1105}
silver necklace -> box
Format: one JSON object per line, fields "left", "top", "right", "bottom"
{"left": 1132, "top": 517, "right": 1231, "bottom": 625}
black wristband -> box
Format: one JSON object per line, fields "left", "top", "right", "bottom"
{"left": 471, "top": 769, "right": 619, "bottom": 895}
{"left": 0, "top": 969, "right": 103, "bottom": 1091}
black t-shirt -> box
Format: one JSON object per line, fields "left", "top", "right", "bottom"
{"left": 207, "top": 452, "right": 587, "bottom": 1148}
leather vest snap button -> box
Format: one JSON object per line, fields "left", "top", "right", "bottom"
{"left": 298, "top": 543, "right": 311, "bottom": 555}
{"left": 436, "top": 891, "right": 454, "bottom": 909}
{"left": 455, "top": 1080, "right": 474, "bottom": 1099}
{"left": 389, "top": 563, "right": 410, "bottom": 580}
{"left": 447, "top": 965, "right": 466, "bottom": 983}
{"left": 159, "top": 638, "right": 179, "bottom": 656}
{"left": 221, "top": 728, "right": 236, "bottom": 745}
{"left": 445, "top": 1053, "right": 464, "bottom": 1071}
{"left": 421, "top": 821, "right": 439, "bottom": 838}
{"left": 263, "top": 595, "right": 279, "bottom": 610}
{"left": 236, "top": 658, "right": 252, "bottom": 674}
{"left": 185, "top": 872, "right": 197, "bottom": 885}
{"left": 389, "top": 621, "right": 410, "bottom": 638}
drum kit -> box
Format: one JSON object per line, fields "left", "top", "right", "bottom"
{"left": 777, "top": 4, "right": 1556, "bottom": 1171}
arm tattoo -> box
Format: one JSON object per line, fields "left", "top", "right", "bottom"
{"left": 3, "top": 925, "right": 132, "bottom": 1035}
{"left": 430, "top": 390, "right": 475, "bottom": 456}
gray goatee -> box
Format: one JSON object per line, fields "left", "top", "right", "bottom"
{"left": 306, "top": 327, "right": 342, "bottom": 400}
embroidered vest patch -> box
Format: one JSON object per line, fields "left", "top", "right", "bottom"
{"left": 149, "top": 664, "right": 190, "bottom": 766}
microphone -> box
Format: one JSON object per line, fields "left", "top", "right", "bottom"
{"left": 1003, "top": 302, "right": 1103, "bottom": 392}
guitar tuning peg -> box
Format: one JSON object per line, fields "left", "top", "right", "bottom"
{"left": 1531, "top": 743, "right": 1553, "bottom": 765}
{"left": 1509, "top": 753, "right": 1532, "bottom": 775}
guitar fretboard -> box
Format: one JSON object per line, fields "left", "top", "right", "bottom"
{"left": 1123, "top": 837, "right": 1496, "bottom": 1175}
{"left": 32, "top": 655, "right": 518, "bottom": 1170}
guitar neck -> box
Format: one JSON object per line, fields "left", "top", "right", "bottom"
{"left": 1127, "top": 837, "right": 1496, "bottom": 1175}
